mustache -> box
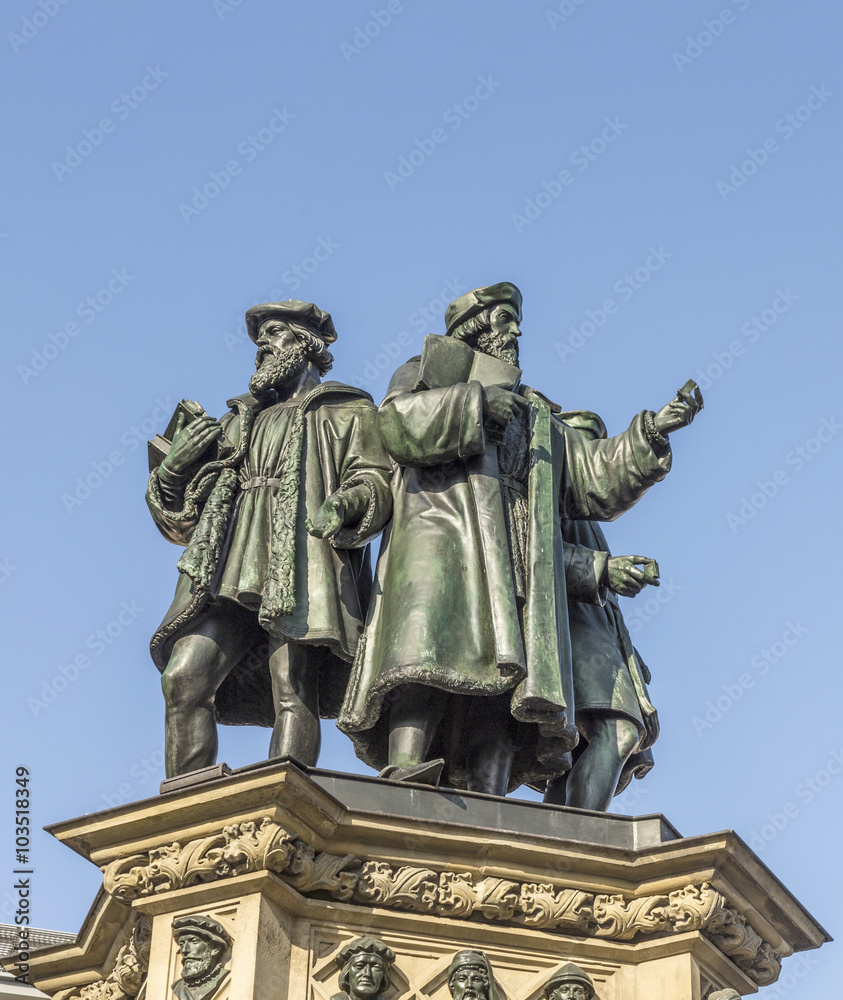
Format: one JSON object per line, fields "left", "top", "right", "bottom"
{"left": 474, "top": 330, "right": 519, "bottom": 364}
{"left": 255, "top": 343, "right": 285, "bottom": 366}
{"left": 249, "top": 344, "right": 309, "bottom": 393}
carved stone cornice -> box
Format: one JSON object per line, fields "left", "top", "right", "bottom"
{"left": 101, "top": 817, "right": 780, "bottom": 987}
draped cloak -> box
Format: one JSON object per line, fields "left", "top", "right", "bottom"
{"left": 146, "top": 383, "right": 392, "bottom": 728}
{"left": 562, "top": 518, "right": 659, "bottom": 796}
{"left": 337, "top": 358, "right": 672, "bottom": 790}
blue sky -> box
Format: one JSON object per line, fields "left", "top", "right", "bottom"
{"left": 1, "top": 0, "right": 841, "bottom": 993}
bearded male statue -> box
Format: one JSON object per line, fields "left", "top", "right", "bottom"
{"left": 171, "top": 915, "right": 230, "bottom": 1000}
{"left": 146, "top": 301, "right": 393, "bottom": 779}
{"left": 339, "top": 282, "right": 702, "bottom": 795}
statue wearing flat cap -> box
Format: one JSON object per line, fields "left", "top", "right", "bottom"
{"left": 543, "top": 963, "right": 596, "bottom": 1000}
{"left": 331, "top": 936, "right": 395, "bottom": 1000}
{"left": 339, "top": 283, "right": 702, "bottom": 796}
{"left": 147, "top": 301, "right": 393, "bottom": 778}
{"left": 170, "top": 915, "right": 230, "bottom": 1000}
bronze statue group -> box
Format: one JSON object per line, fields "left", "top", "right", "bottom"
{"left": 147, "top": 284, "right": 702, "bottom": 811}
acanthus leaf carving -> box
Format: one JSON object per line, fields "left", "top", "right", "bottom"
{"left": 146, "top": 834, "right": 226, "bottom": 892}
{"left": 354, "top": 861, "right": 438, "bottom": 912}
{"left": 102, "top": 835, "right": 225, "bottom": 901}
{"left": 283, "top": 840, "right": 360, "bottom": 900}
{"left": 668, "top": 882, "right": 729, "bottom": 932}
{"left": 518, "top": 883, "right": 594, "bottom": 932}
{"left": 97, "top": 822, "right": 783, "bottom": 988}
{"left": 593, "top": 893, "right": 670, "bottom": 940}
{"left": 208, "top": 817, "right": 296, "bottom": 879}
{"left": 473, "top": 877, "right": 520, "bottom": 921}
{"left": 52, "top": 918, "right": 150, "bottom": 1000}
{"left": 103, "top": 818, "right": 299, "bottom": 901}
{"left": 436, "top": 871, "right": 476, "bottom": 917}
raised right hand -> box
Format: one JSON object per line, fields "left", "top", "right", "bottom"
{"left": 607, "top": 555, "right": 660, "bottom": 597}
{"left": 483, "top": 386, "right": 529, "bottom": 441}
{"left": 161, "top": 411, "right": 222, "bottom": 477}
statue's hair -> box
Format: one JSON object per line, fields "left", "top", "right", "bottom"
{"left": 449, "top": 307, "right": 493, "bottom": 343}
{"left": 337, "top": 938, "right": 394, "bottom": 995}
{"left": 448, "top": 965, "right": 489, "bottom": 987}
{"left": 260, "top": 319, "right": 334, "bottom": 374}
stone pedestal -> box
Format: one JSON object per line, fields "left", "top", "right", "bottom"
{"left": 16, "top": 762, "right": 829, "bottom": 1000}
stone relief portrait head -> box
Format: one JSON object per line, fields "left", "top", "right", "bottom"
{"left": 446, "top": 951, "right": 501, "bottom": 1000}
{"left": 543, "top": 963, "right": 596, "bottom": 1000}
{"left": 333, "top": 936, "right": 396, "bottom": 1000}
{"left": 170, "top": 915, "right": 232, "bottom": 1000}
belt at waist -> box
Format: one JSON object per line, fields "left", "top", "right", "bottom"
{"left": 240, "top": 476, "right": 284, "bottom": 490}
{"left": 499, "top": 474, "right": 528, "bottom": 498}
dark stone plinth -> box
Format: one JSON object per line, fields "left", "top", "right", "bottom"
{"left": 231, "top": 759, "right": 680, "bottom": 850}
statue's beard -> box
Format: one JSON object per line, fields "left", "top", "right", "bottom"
{"left": 249, "top": 344, "right": 309, "bottom": 395}
{"left": 474, "top": 331, "right": 519, "bottom": 367}
{"left": 181, "top": 954, "right": 215, "bottom": 983}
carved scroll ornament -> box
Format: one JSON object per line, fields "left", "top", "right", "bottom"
{"left": 101, "top": 819, "right": 780, "bottom": 987}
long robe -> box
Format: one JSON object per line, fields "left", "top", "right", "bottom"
{"left": 337, "top": 358, "right": 672, "bottom": 789}
{"left": 146, "top": 383, "right": 392, "bottom": 727}
{"left": 562, "top": 521, "right": 658, "bottom": 795}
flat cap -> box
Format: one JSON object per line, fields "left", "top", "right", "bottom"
{"left": 172, "top": 915, "right": 231, "bottom": 951}
{"left": 335, "top": 936, "right": 395, "bottom": 968}
{"left": 448, "top": 951, "right": 491, "bottom": 976}
{"left": 444, "top": 283, "right": 522, "bottom": 335}
{"left": 245, "top": 300, "right": 338, "bottom": 345}
{"left": 544, "top": 963, "right": 595, "bottom": 998}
